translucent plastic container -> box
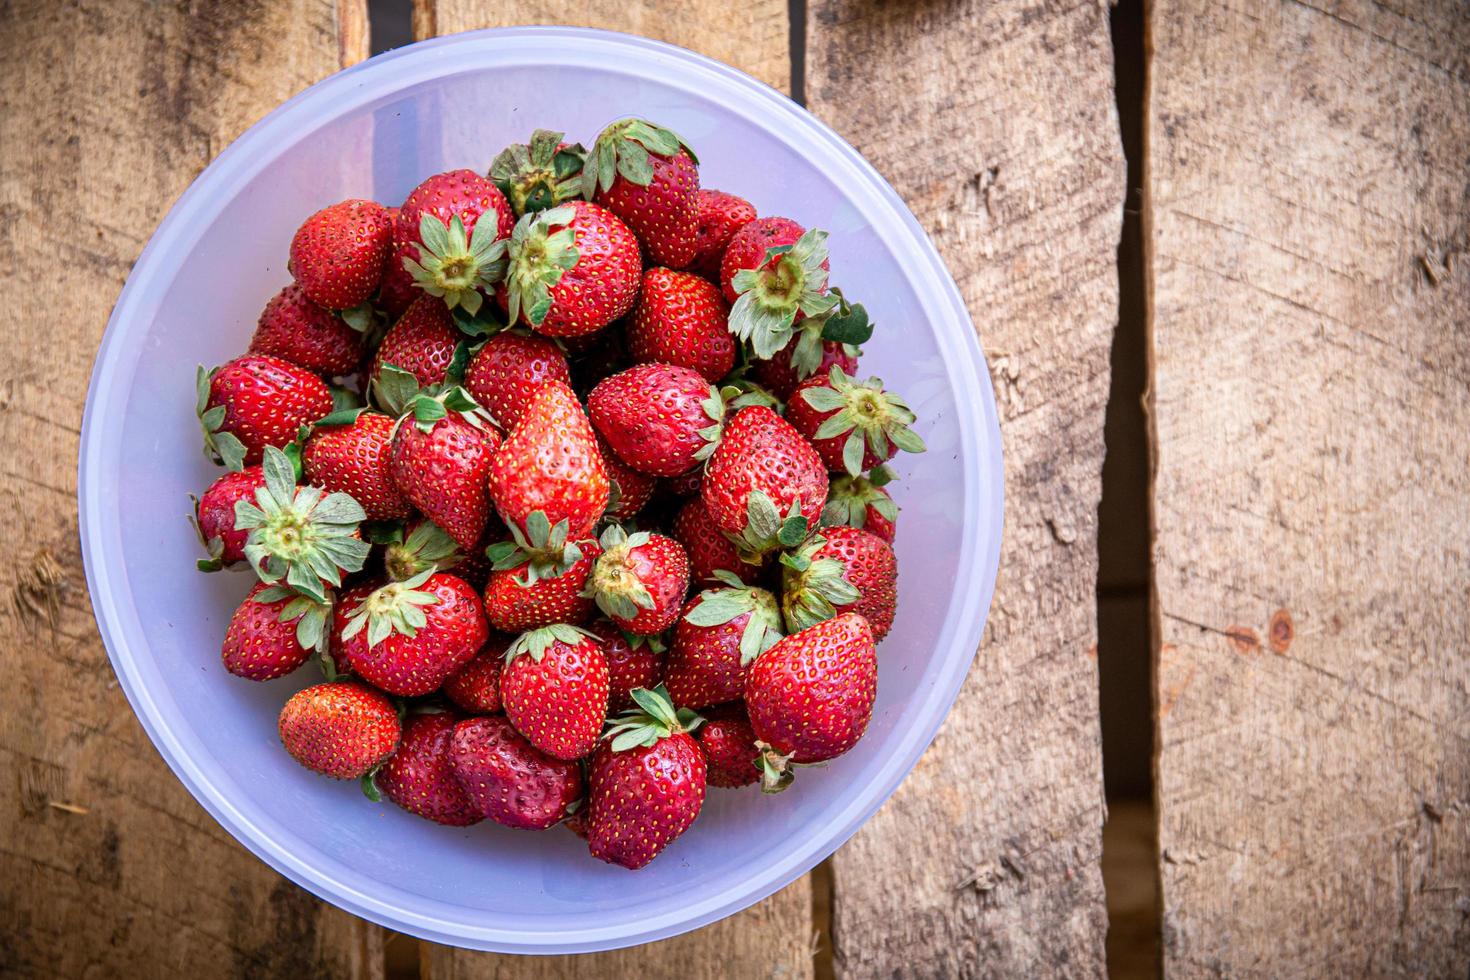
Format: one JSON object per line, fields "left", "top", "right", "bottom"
{"left": 78, "top": 27, "right": 1003, "bottom": 953}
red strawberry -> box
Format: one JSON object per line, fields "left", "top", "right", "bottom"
{"left": 626, "top": 268, "right": 734, "bottom": 383}
{"left": 289, "top": 199, "right": 393, "bottom": 310}
{"left": 584, "top": 118, "right": 700, "bottom": 269}
{"left": 750, "top": 334, "right": 858, "bottom": 401}
{"left": 450, "top": 715, "right": 582, "bottom": 830}
{"left": 378, "top": 240, "right": 420, "bottom": 319}
{"left": 463, "top": 329, "right": 571, "bottom": 430}
{"left": 278, "top": 681, "right": 400, "bottom": 779}
{"left": 193, "top": 466, "right": 266, "bottom": 570}
{"left": 787, "top": 367, "right": 925, "bottom": 476}
{"left": 221, "top": 581, "right": 329, "bottom": 681}
{"left": 696, "top": 702, "right": 760, "bottom": 788}
{"left": 690, "top": 189, "right": 756, "bottom": 281}
{"left": 587, "top": 685, "right": 706, "bottom": 869}
{"left": 782, "top": 527, "right": 898, "bottom": 641}
{"left": 334, "top": 571, "right": 488, "bottom": 696}
{"left": 671, "top": 496, "right": 766, "bottom": 587}
{"left": 396, "top": 169, "right": 514, "bottom": 314}
{"left": 585, "top": 525, "right": 690, "bottom": 636}
{"left": 822, "top": 469, "right": 898, "bottom": 543}
{"left": 370, "top": 295, "right": 460, "bottom": 395}
{"left": 718, "top": 216, "right": 805, "bottom": 301}
{"left": 664, "top": 466, "right": 704, "bottom": 498}
{"left": 197, "top": 356, "right": 333, "bottom": 470}
{"left": 499, "top": 624, "right": 610, "bottom": 761}
{"left": 587, "top": 619, "right": 665, "bottom": 714}
{"left": 389, "top": 389, "right": 503, "bottom": 550}
{"left": 721, "top": 219, "right": 835, "bottom": 359}
{"left": 249, "top": 284, "right": 365, "bottom": 377}
{"left": 701, "top": 405, "right": 828, "bottom": 558}
{"left": 502, "top": 200, "right": 640, "bottom": 337}
{"left": 442, "top": 635, "right": 510, "bottom": 713}
{"left": 744, "top": 612, "right": 877, "bottom": 790}
{"left": 597, "top": 433, "right": 657, "bottom": 522}
{"left": 380, "top": 517, "right": 488, "bottom": 584}
{"left": 664, "top": 576, "right": 783, "bottom": 709}
{"left": 483, "top": 538, "right": 601, "bottom": 633}
{"left": 377, "top": 711, "right": 482, "bottom": 826}
{"left": 489, "top": 128, "right": 588, "bottom": 216}
{"left": 587, "top": 363, "right": 724, "bottom": 477}
{"left": 302, "top": 410, "right": 412, "bottom": 521}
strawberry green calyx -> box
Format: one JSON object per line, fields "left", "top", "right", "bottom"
{"left": 779, "top": 535, "right": 862, "bottom": 633}
{"left": 822, "top": 468, "right": 899, "bottom": 532}
{"left": 686, "top": 572, "right": 784, "bottom": 664}
{"left": 581, "top": 119, "right": 698, "bottom": 200}
{"left": 490, "top": 129, "right": 587, "bottom": 216}
{"left": 196, "top": 365, "right": 248, "bottom": 471}
{"left": 485, "top": 509, "right": 589, "bottom": 584}
{"left": 729, "top": 230, "right": 838, "bottom": 360}
{"left": 401, "top": 385, "right": 496, "bottom": 435}
{"left": 719, "top": 379, "right": 782, "bottom": 414}
{"left": 604, "top": 684, "right": 703, "bottom": 752}
{"left": 583, "top": 524, "right": 657, "bottom": 622}
{"left": 693, "top": 387, "right": 727, "bottom": 463}
{"left": 505, "top": 622, "right": 597, "bottom": 663}
{"left": 728, "top": 490, "right": 811, "bottom": 563}
{"left": 802, "top": 366, "right": 925, "bottom": 475}
{"left": 504, "top": 205, "right": 580, "bottom": 328}
{"left": 754, "top": 739, "right": 796, "bottom": 794}
{"left": 380, "top": 520, "right": 461, "bottom": 582}
{"left": 340, "top": 568, "right": 441, "bottom": 648}
{"left": 402, "top": 213, "right": 507, "bottom": 315}
{"left": 235, "top": 447, "right": 370, "bottom": 602}
{"left": 252, "top": 583, "right": 333, "bottom": 656}
{"left": 812, "top": 287, "right": 873, "bottom": 347}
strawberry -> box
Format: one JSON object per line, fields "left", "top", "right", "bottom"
{"left": 586, "top": 363, "right": 724, "bottom": 477}
{"left": 463, "top": 329, "right": 571, "bottom": 430}
{"left": 483, "top": 536, "right": 601, "bottom": 633}
{"left": 396, "top": 169, "right": 513, "bottom": 314}
{"left": 388, "top": 389, "right": 503, "bottom": 550}
{"left": 597, "top": 433, "right": 657, "bottom": 522}
{"left": 500, "top": 624, "right": 609, "bottom": 761}
{"left": 379, "top": 517, "right": 492, "bottom": 585}
{"left": 626, "top": 268, "right": 734, "bottom": 383}
{"left": 377, "top": 231, "right": 420, "bottom": 320}
{"left": 249, "top": 284, "right": 365, "bottom": 377}
{"left": 701, "top": 405, "right": 828, "bottom": 559}
{"left": 821, "top": 468, "right": 899, "bottom": 543}
{"left": 664, "top": 466, "right": 705, "bottom": 498}
{"left": 587, "top": 685, "right": 706, "bottom": 869}
{"left": 442, "top": 635, "right": 510, "bottom": 713}
{"left": 278, "top": 681, "right": 400, "bottom": 780}
{"left": 782, "top": 527, "right": 898, "bottom": 641}
{"left": 289, "top": 199, "right": 393, "bottom": 311}
{"left": 583, "top": 118, "right": 700, "bottom": 269}
{"left": 193, "top": 466, "right": 266, "bottom": 570}
{"left": 689, "top": 189, "right": 756, "bottom": 281}
{"left": 450, "top": 715, "right": 582, "bottom": 830}
{"left": 196, "top": 356, "right": 333, "bottom": 470}
{"left": 587, "top": 619, "right": 665, "bottom": 714}
{"left": 744, "top": 612, "right": 877, "bottom": 790}
{"left": 334, "top": 571, "right": 488, "bottom": 696}
{"left": 787, "top": 367, "right": 925, "bottom": 476}
{"left": 664, "top": 575, "right": 783, "bottom": 709}
{"left": 376, "top": 711, "right": 482, "bottom": 826}
{"left": 370, "top": 295, "right": 461, "bottom": 395}
{"left": 696, "top": 702, "right": 760, "bottom": 788}
{"left": 489, "top": 129, "right": 587, "bottom": 216}
{"left": 502, "top": 200, "right": 640, "bottom": 337}
{"left": 584, "top": 525, "right": 690, "bottom": 636}
{"left": 750, "top": 333, "right": 858, "bottom": 401}
{"left": 671, "top": 496, "right": 766, "bottom": 587}
{"left": 221, "top": 581, "right": 330, "bottom": 681}
{"left": 302, "top": 410, "right": 412, "bottom": 521}
{"left": 722, "top": 220, "right": 836, "bottom": 359}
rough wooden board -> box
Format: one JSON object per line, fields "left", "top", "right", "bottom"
{"left": 0, "top": 2, "right": 383, "bottom": 978}
{"left": 806, "top": 1, "right": 1121, "bottom": 975}
{"left": 1149, "top": 0, "right": 1470, "bottom": 974}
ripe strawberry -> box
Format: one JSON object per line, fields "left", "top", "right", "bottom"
{"left": 279, "top": 681, "right": 400, "bottom": 779}
{"left": 664, "top": 576, "right": 783, "bottom": 709}
{"left": 689, "top": 189, "right": 756, "bottom": 281}
{"left": 782, "top": 527, "right": 898, "bottom": 641}
{"left": 483, "top": 537, "right": 601, "bottom": 633}
{"left": 597, "top": 433, "right": 657, "bottom": 522}
{"left": 463, "top": 329, "right": 571, "bottom": 429}
{"left": 701, "top": 405, "right": 828, "bottom": 558}
{"left": 377, "top": 711, "right": 482, "bottom": 826}
{"left": 196, "top": 356, "right": 333, "bottom": 470}
{"left": 583, "top": 118, "right": 700, "bottom": 269}
{"left": 587, "top": 619, "right": 665, "bottom": 714}
{"left": 587, "top": 685, "right": 706, "bottom": 869}
{"left": 379, "top": 517, "right": 481, "bottom": 583}
{"left": 626, "top": 268, "right": 734, "bottom": 383}
{"left": 377, "top": 230, "right": 420, "bottom": 319}
{"left": 584, "top": 525, "right": 690, "bottom": 635}
{"left": 222, "top": 581, "right": 330, "bottom": 681}
{"left": 750, "top": 333, "right": 858, "bottom": 401}
{"left": 450, "top": 715, "right": 582, "bottom": 830}
{"left": 249, "top": 284, "right": 365, "bottom": 377}
{"left": 722, "top": 220, "right": 835, "bottom": 359}
{"left": 489, "top": 129, "right": 587, "bottom": 216}
{"left": 397, "top": 169, "right": 513, "bottom": 314}
{"left": 696, "top": 702, "right": 760, "bottom": 788}
{"left": 787, "top": 367, "right": 925, "bottom": 476}
{"left": 289, "top": 199, "right": 393, "bottom": 310}
{"left": 370, "top": 295, "right": 460, "bottom": 394}
{"left": 442, "top": 635, "right": 510, "bottom": 713}
{"left": 500, "top": 624, "right": 610, "bottom": 761}
{"left": 822, "top": 468, "right": 898, "bottom": 543}
{"left": 671, "top": 496, "right": 766, "bottom": 587}
{"left": 744, "top": 612, "right": 877, "bottom": 790}
{"left": 302, "top": 410, "right": 412, "bottom": 521}
{"left": 193, "top": 466, "right": 266, "bottom": 570}
{"left": 587, "top": 363, "right": 724, "bottom": 477}
{"left": 502, "top": 200, "right": 640, "bottom": 337}
{"left": 389, "top": 389, "right": 503, "bottom": 550}
{"left": 334, "top": 571, "right": 488, "bottom": 696}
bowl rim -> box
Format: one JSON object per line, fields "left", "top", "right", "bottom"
{"left": 78, "top": 25, "right": 1004, "bottom": 954}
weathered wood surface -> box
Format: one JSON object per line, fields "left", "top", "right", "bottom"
{"left": 1150, "top": 0, "right": 1470, "bottom": 974}
{"left": 0, "top": 2, "right": 384, "bottom": 978}
{"left": 806, "top": 1, "right": 1122, "bottom": 975}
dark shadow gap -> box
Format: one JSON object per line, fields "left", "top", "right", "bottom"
{"left": 369, "top": 0, "right": 414, "bottom": 54}
{"left": 788, "top": 0, "right": 808, "bottom": 105}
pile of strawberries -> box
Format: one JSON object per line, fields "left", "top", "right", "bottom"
{"left": 192, "top": 120, "right": 923, "bottom": 869}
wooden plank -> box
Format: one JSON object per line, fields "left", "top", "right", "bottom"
{"left": 806, "top": 1, "right": 1122, "bottom": 975}
{"left": 0, "top": 2, "right": 384, "bottom": 977}
{"left": 1149, "top": 0, "right": 1470, "bottom": 974}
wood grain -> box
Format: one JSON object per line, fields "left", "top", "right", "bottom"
{"left": 0, "top": 2, "right": 382, "bottom": 978}
{"left": 1150, "top": 0, "right": 1470, "bottom": 974}
{"left": 806, "top": 1, "right": 1122, "bottom": 975}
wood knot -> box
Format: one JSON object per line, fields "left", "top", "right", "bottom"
{"left": 1268, "top": 609, "right": 1294, "bottom": 654}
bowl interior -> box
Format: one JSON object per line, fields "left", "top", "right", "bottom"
{"left": 81, "top": 29, "right": 1002, "bottom": 952}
